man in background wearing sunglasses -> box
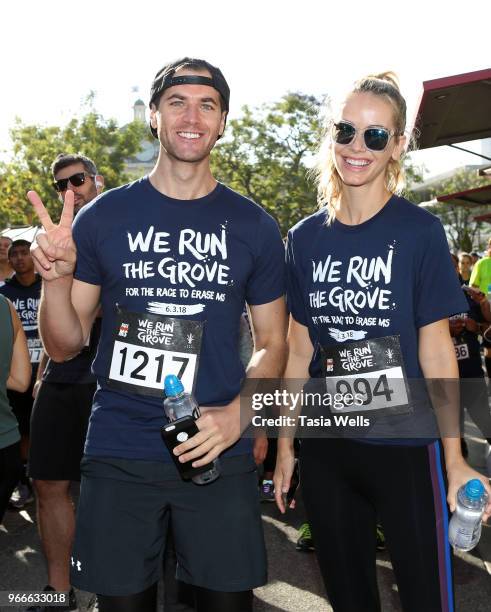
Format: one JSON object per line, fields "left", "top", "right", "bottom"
{"left": 27, "top": 153, "right": 103, "bottom": 612}
{"left": 51, "top": 154, "right": 104, "bottom": 215}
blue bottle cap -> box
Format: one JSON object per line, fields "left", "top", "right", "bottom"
{"left": 464, "top": 479, "right": 485, "bottom": 500}
{"left": 164, "top": 374, "right": 184, "bottom": 397}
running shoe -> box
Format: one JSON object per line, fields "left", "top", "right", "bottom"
{"left": 260, "top": 479, "right": 275, "bottom": 502}
{"left": 9, "top": 483, "right": 34, "bottom": 509}
{"left": 376, "top": 524, "right": 386, "bottom": 552}
{"left": 26, "top": 584, "right": 78, "bottom": 611}
{"left": 296, "top": 522, "right": 315, "bottom": 552}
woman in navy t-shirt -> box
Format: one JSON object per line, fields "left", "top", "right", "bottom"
{"left": 274, "top": 72, "right": 491, "bottom": 612}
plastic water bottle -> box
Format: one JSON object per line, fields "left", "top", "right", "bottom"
{"left": 163, "top": 374, "right": 220, "bottom": 485}
{"left": 448, "top": 479, "right": 488, "bottom": 552}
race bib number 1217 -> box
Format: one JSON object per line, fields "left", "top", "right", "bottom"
{"left": 107, "top": 309, "right": 203, "bottom": 398}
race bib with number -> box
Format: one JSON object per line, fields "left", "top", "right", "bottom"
{"left": 321, "top": 335, "right": 411, "bottom": 415}
{"left": 27, "top": 337, "right": 43, "bottom": 364}
{"left": 452, "top": 337, "right": 469, "bottom": 361}
{"left": 107, "top": 309, "right": 203, "bottom": 398}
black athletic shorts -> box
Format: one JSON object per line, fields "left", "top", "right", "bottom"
{"left": 7, "top": 384, "right": 35, "bottom": 436}
{"left": 70, "top": 454, "right": 267, "bottom": 596}
{"left": 28, "top": 382, "right": 95, "bottom": 481}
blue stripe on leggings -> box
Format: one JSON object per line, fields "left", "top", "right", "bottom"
{"left": 431, "top": 441, "right": 454, "bottom": 612}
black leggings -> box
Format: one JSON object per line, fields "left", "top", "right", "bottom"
{"left": 97, "top": 584, "right": 253, "bottom": 612}
{"left": 300, "top": 438, "right": 454, "bottom": 612}
{"left": 0, "top": 441, "right": 23, "bottom": 523}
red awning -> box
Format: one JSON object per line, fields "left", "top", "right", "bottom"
{"left": 436, "top": 184, "right": 491, "bottom": 207}
{"left": 474, "top": 213, "right": 491, "bottom": 223}
{"left": 413, "top": 68, "right": 491, "bottom": 150}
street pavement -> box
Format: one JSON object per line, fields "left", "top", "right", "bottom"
{"left": 1, "top": 423, "right": 490, "bottom": 611}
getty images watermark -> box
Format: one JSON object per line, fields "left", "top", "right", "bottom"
{"left": 240, "top": 376, "right": 485, "bottom": 440}
{"left": 250, "top": 389, "right": 370, "bottom": 428}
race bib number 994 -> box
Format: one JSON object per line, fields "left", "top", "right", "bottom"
{"left": 107, "top": 309, "right": 203, "bottom": 398}
{"left": 321, "top": 335, "right": 411, "bottom": 416}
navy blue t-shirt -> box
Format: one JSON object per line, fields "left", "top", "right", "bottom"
{"left": 73, "top": 177, "right": 285, "bottom": 461}
{"left": 286, "top": 195, "right": 468, "bottom": 443}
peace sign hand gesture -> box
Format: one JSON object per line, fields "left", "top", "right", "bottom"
{"left": 28, "top": 190, "right": 77, "bottom": 281}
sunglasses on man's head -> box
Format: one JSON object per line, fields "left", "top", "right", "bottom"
{"left": 53, "top": 172, "right": 95, "bottom": 192}
{"left": 331, "top": 121, "right": 397, "bottom": 152}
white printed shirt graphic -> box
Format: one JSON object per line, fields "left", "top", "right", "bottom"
{"left": 71, "top": 556, "right": 82, "bottom": 572}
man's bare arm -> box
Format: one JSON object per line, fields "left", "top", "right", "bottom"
{"left": 246, "top": 297, "right": 288, "bottom": 379}
{"left": 39, "top": 278, "right": 100, "bottom": 361}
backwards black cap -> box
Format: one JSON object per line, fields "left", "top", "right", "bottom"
{"left": 149, "top": 57, "right": 230, "bottom": 139}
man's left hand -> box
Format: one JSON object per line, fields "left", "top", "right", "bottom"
{"left": 173, "top": 401, "right": 241, "bottom": 467}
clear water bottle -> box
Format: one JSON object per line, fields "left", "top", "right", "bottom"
{"left": 163, "top": 374, "right": 220, "bottom": 485}
{"left": 448, "top": 479, "right": 488, "bottom": 552}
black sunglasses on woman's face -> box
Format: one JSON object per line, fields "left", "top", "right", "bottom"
{"left": 332, "top": 120, "right": 398, "bottom": 152}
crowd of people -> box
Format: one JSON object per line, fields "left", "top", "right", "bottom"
{"left": 1, "top": 57, "right": 491, "bottom": 612}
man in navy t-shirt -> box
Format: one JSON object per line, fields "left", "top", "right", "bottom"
{"left": 29, "top": 58, "right": 287, "bottom": 610}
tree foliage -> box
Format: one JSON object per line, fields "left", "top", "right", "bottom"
{"left": 211, "top": 92, "right": 322, "bottom": 236}
{"left": 0, "top": 95, "right": 148, "bottom": 227}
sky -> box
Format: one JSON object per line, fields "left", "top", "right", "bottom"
{"left": 1, "top": 0, "right": 490, "bottom": 179}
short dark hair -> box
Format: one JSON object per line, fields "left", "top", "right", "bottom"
{"left": 51, "top": 154, "right": 98, "bottom": 178}
{"left": 8, "top": 239, "right": 31, "bottom": 258}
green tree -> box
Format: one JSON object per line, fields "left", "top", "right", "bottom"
{"left": 211, "top": 92, "right": 322, "bottom": 235}
{"left": 0, "top": 96, "right": 149, "bottom": 227}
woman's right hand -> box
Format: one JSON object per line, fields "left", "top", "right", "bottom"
{"left": 274, "top": 442, "right": 296, "bottom": 514}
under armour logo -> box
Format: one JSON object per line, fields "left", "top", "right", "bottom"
{"left": 71, "top": 556, "right": 82, "bottom": 571}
